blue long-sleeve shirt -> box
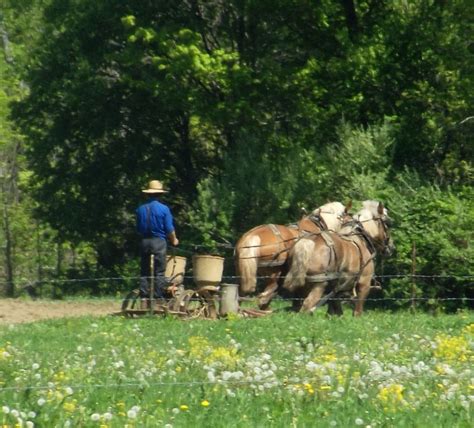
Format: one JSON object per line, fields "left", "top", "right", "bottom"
{"left": 136, "top": 199, "right": 175, "bottom": 240}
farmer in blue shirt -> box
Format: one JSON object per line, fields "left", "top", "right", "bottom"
{"left": 136, "top": 180, "right": 179, "bottom": 298}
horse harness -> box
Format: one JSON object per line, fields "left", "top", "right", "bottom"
{"left": 255, "top": 224, "right": 293, "bottom": 267}
{"left": 306, "top": 221, "right": 377, "bottom": 294}
{"left": 257, "top": 216, "right": 326, "bottom": 267}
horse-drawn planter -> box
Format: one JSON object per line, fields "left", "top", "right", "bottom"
{"left": 118, "top": 254, "right": 270, "bottom": 320}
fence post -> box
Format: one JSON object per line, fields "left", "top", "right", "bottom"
{"left": 149, "top": 255, "right": 154, "bottom": 314}
{"left": 410, "top": 242, "right": 417, "bottom": 312}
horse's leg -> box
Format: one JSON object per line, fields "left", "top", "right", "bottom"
{"left": 257, "top": 270, "right": 280, "bottom": 310}
{"left": 300, "top": 283, "right": 326, "bottom": 313}
{"left": 327, "top": 299, "right": 343, "bottom": 316}
{"left": 352, "top": 277, "right": 371, "bottom": 317}
{"left": 326, "top": 280, "right": 343, "bottom": 317}
{"left": 292, "top": 288, "right": 303, "bottom": 311}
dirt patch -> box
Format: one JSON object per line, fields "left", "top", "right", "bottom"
{"left": 0, "top": 299, "right": 120, "bottom": 325}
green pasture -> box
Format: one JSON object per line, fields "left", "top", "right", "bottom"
{"left": 1, "top": 308, "right": 473, "bottom": 427}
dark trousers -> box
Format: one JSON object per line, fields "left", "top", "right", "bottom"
{"left": 139, "top": 237, "right": 167, "bottom": 298}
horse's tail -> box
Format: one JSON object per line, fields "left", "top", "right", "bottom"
{"left": 283, "top": 238, "right": 315, "bottom": 292}
{"left": 235, "top": 235, "right": 260, "bottom": 295}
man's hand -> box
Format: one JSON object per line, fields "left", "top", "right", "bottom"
{"left": 168, "top": 231, "right": 179, "bottom": 247}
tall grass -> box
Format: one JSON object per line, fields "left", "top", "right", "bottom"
{"left": 1, "top": 309, "right": 473, "bottom": 427}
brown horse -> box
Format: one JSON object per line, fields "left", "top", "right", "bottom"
{"left": 235, "top": 202, "right": 349, "bottom": 309}
{"left": 283, "top": 201, "right": 394, "bottom": 316}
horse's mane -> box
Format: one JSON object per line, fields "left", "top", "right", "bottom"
{"left": 362, "top": 200, "right": 388, "bottom": 217}
{"left": 310, "top": 201, "right": 345, "bottom": 216}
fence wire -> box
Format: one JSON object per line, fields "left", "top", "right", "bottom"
{"left": 1, "top": 273, "right": 473, "bottom": 287}
{"left": 0, "top": 372, "right": 468, "bottom": 394}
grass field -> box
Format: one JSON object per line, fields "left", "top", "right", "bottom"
{"left": 0, "top": 306, "right": 473, "bottom": 427}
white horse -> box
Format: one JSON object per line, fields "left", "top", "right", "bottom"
{"left": 283, "top": 201, "right": 394, "bottom": 316}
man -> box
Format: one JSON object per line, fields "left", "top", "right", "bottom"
{"left": 136, "top": 180, "right": 179, "bottom": 299}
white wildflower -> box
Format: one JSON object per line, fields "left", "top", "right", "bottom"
{"left": 90, "top": 413, "right": 100, "bottom": 421}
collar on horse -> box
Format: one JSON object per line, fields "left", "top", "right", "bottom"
{"left": 307, "top": 213, "right": 328, "bottom": 230}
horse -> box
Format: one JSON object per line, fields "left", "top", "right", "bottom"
{"left": 235, "top": 201, "right": 350, "bottom": 309}
{"left": 282, "top": 200, "right": 394, "bottom": 316}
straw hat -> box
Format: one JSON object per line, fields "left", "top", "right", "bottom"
{"left": 142, "top": 180, "right": 168, "bottom": 194}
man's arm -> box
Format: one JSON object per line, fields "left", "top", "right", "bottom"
{"left": 167, "top": 230, "right": 179, "bottom": 246}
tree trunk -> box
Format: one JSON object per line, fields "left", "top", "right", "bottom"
{"left": 341, "top": 0, "right": 359, "bottom": 42}
{"left": 2, "top": 200, "right": 14, "bottom": 296}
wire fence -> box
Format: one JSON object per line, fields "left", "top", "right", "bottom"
{"left": 0, "top": 371, "right": 469, "bottom": 393}
{"left": 1, "top": 273, "right": 473, "bottom": 287}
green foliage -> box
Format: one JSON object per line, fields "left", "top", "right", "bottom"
{"left": 321, "top": 120, "right": 395, "bottom": 202}
{"left": 383, "top": 176, "right": 473, "bottom": 311}
{"left": 1, "top": 0, "right": 472, "bottom": 306}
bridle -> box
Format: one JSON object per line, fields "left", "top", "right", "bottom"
{"left": 353, "top": 215, "right": 392, "bottom": 255}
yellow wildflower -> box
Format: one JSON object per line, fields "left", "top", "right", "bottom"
{"left": 63, "top": 400, "right": 76, "bottom": 413}
{"left": 188, "top": 336, "right": 210, "bottom": 359}
{"left": 179, "top": 404, "right": 189, "bottom": 411}
{"left": 434, "top": 334, "right": 471, "bottom": 363}
{"left": 201, "top": 400, "right": 210, "bottom": 407}
{"left": 205, "top": 346, "right": 239, "bottom": 367}
{"left": 463, "top": 323, "right": 474, "bottom": 335}
{"left": 377, "top": 384, "right": 406, "bottom": 411}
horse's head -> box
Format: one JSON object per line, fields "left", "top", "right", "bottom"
{"left": 356, "top": 201, "right": 394, "bottom": 256}
{"left": 311, "top": 201, "right": 347, "bottom": 231}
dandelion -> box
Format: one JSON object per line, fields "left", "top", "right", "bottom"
{"left": 355, "top": 418, "right": 364, "bottom": 425}
{"left": 179, "top": 405, "right": 189, "bottom": 411}
{"left": 2, "top": 406, "right": 10, "bottom": 414}
{"left": 127, "top": 409, "right": 137, "bottom": 419}
{"left": 91, "top": 413, "right": 101, "bottom": 421}
{"left": 172, "top": 408, "right": 179, "bottom": 414}
{"left": 103, "top": 412, "right": 113, "bottom": 421}
{"left": 201, "top": 400, "right": 210, "bottom": 407}
{"left": 63, "top": 401, "right": 76, "bottom": 413}
{"left": 26, "top": 421, "right": 34, "bottom": 428}
{"left": 37, "top": 398, "right": 46, "bottom": 407}
{"left": 377, "top": 384, "right": 405, "bottom": 411}
{"left": 32, "top": 363, "right": 40, "bottom": 370}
